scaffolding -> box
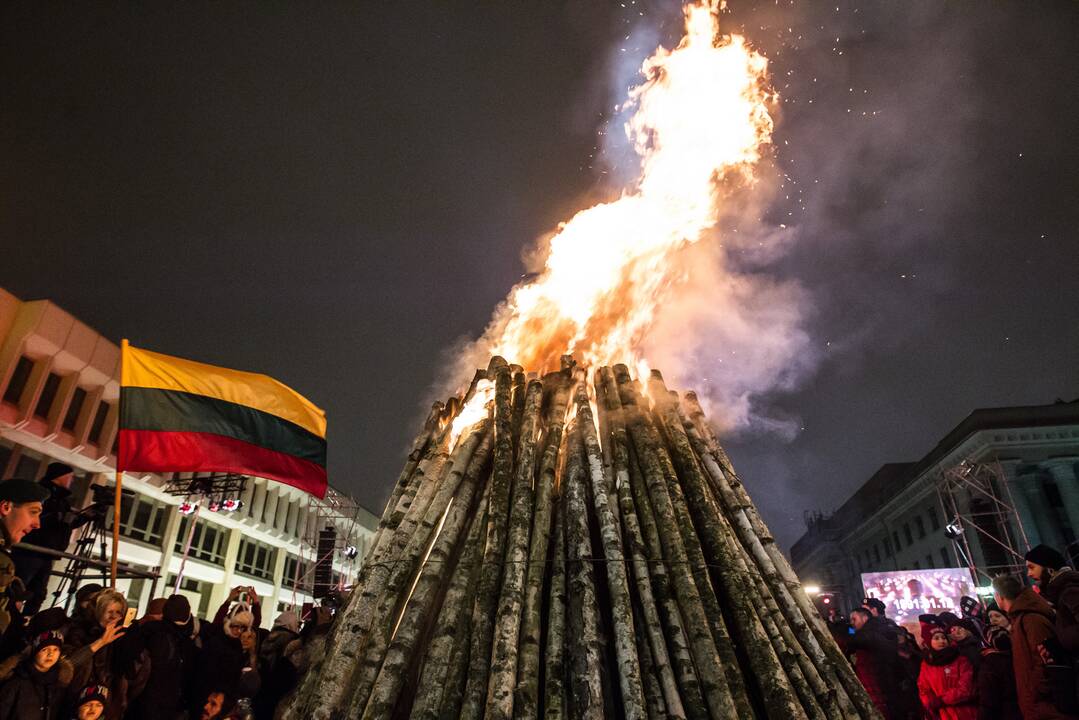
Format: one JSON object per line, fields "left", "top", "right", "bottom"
{"left": 935, "top": 457, "right": 1029, "bottom": 584}
{"left": 291, "top": 486, "right": 367, "bottom": 605}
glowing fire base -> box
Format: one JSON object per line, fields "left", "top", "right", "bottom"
{"left": 284, "top": 359, "right": 880, "bottom": 720}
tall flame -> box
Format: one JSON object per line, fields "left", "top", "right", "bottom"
{"left": 481, "top": 1, "right": 774, "bottom": 377}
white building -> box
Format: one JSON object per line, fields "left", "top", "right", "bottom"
{"left": 0, "top": 287, "right": 378, "bottom": 626}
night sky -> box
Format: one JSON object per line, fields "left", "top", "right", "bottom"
{"left": 4, "top": 2, "right": 1077, "bottom": 550}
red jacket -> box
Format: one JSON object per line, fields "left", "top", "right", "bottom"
{"left": 917, "top": 650, "right": 977, "bottom": 720}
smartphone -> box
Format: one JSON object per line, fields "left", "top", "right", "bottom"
{"left": 239, "top": 591, "right": 249, "bottom": 605}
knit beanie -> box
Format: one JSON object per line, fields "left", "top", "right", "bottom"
{"left": 76, "top": 684, "right": 110, "bottom": 709}
{"left": 31, "top": 630, "right": 64, "bottom": 652}
{"left": 163, "top": 594, "right": 192, "bottom": 623}
{"left": 986, "top": 625, "right": 1011, "bottom": 652}
{"left": 937, "top": 611, "right": 961, "bottom": 629}
{"left": 919, "top": 614, "right": 943, "bottom": 647}
{"left": 1025, "top": 544, "right": 1066, "bottom": 571}
{"left": 41, "top": 462, "right": 73, "bottom": 485}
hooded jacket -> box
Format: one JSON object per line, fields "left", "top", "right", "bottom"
{"left": 1008, "top": 587, "right": 1077, "bottom": 720}
{"left": 1043, "top": 568, "right": 1079, "bottom": 655}
{"left": 917, "top": 645, "right": 977, "bottom": 720}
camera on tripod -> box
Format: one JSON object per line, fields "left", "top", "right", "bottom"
{"left": 82, "top": 484, "right": 116, "bottom": 523}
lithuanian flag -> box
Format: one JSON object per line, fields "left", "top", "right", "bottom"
{"left": 118, "top": 342, "right": 328, "bottom": 498}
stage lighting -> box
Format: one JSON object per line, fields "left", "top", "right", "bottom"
{"left": 178, "top": 502, "right": 198, "bottom": 515}
{"left": 344, "top": 545, "right": 359, "bottom": 559}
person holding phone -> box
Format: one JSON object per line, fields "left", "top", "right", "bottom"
{"left": 64, "top": 589, "right": 128, "bottom": 720}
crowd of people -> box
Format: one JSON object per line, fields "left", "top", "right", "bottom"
{"left": 0, "top": 469, "right": 334, "bottom": 720}
{"left": 835, "top": 544, "right": 1079, "bottom": 720}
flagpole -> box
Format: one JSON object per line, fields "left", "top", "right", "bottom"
{"left": 110, "top": 338, "right": 128, "bottom": 588}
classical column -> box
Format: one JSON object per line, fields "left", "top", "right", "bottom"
{"left": 1000, "top": 460, "right": 1040, "bottom": 549}
{"left": 207, "top": 524, "right": 244, "bottom": 613}
{"left": 1045, "top": 459, "right": 1079, "bottom": 541}
{"left": 157, "top": 502, "right": 184, "bottom": 590}
{"left": 266, "top": 547, "right": 289, "bottom": 629}
{"left": 1019, "top": 472, "right": 1067, "bottom": 551}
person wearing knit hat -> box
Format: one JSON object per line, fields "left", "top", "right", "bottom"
{"left": 73, "top": 684, "right": 109, "bottom": 720}
{"left": 0, "top": 477, "right": 50, "bottom": 636}
{"left": 919, "top": 613, "right": 945, "bottom": 648}
{"left": 123, "top": 594, "right": 197, "bottom": 720}
{"left": 917, "top": 626, "right": 977, "bottom": 719}
{"left": 1025, "top": 544, "right": 1068, "bottom": 587}
{"left": 947, "top": 617, "right": 984, "bottom": 672}
{"left": 163, "top": 594, "right": 191, "bottom": 624}
{"left": 0, "top": 629, "right": 68, "bottom": 720}
{"left": 139, "top": 597, "right": 167, "bottom": 624}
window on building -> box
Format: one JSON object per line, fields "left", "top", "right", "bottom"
{"left": 940, "top": 547, "right": 950, "bottom": 567}
{"left": 34, "top": 372, "right": 61, "bottom": 419}
{"left": 928, "top": 507, "right": 940, "bottom": 531}
{"left": 13, "top": 448, "right": 43, "bottom": 481}
{"left": 915, "top": 516, "right": 926, "bottom": 539}
{"left": 283, "top": 555, "right": 309, "bottom": 591}
{"left": 63, "top": 386, "right": 87, "bottom": 432}
{"left": 926, "top": 553, "right": 934, "bottom": 569}
{"left": 2, "top": 356, "right": 33, "bottom": 405}
{"left": 174, "top": 517, "right": 226, "bottom": 566}
{"left": 903, "top": 523, "right": 913, "bottom": 546}
{"left": 89, "top": 402, "right": 110, "bottom": 445}
{"left": 236, "top": 537, "right": 276, "bottom": 581}
{"left": 892, "top": 531, "right": 901, "bottom": 551}
{"left": 885, "top": 538, "right": 894, "bottom": 556}
{"left": 104, "top": 489, "right": 168, "bottom": 546}
{"left": 873, "top": 545, "right": 881, "bottom": 564}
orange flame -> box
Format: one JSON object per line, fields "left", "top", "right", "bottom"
{"left": 479, "top": 1, "right": 774, "bottom": 378}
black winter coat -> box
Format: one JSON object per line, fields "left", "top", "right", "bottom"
{"left": 1044, "top": 569, "right": 1079, "bottom": 656}
{"left": 188, "top": 623, "right": 245, "bottom": 713}
{"left": 0, "top": 661, "right": 65, "bottom": 720}
{"left": 976, "top": 648, "right": 1022, "bottom": 720}
{"left": 121, "top": 619, "right": 195, "bottom": 720}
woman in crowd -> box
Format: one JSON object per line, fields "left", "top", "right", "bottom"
{"left": 918, "top": 627, "right": 977, "bottom": 720}
{"left": 64, "top": 590, "right": 127, "bottom": 720}
{"left": 976, "top": 625, "right": 1021, "bottom": 720}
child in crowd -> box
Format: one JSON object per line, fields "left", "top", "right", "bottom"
{"left": 71, "top": 685, "right": 109, "bottom": 720}
{"left": 0, "top": 630, "right": 69, "bottom": 720}
{"left": 919, "top": 627, "right": 977, "bottom": 720}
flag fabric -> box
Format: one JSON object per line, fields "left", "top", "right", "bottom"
{"left": 118, "top": 343, "right": 328, "bottom": 498}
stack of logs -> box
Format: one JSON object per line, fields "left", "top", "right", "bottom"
{"left": 282, "top": 358, "right": 880, "bottom": 720}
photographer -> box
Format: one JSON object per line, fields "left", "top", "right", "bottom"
{"left": 11, "top": 464, "right": 93, "bottom": 616}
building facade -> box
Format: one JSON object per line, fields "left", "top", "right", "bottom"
{"left": 791, "top": 398, "right": 1079, "bottom": 613}
{"left": 0, "top": 287, "right": 378, "bottom": 626}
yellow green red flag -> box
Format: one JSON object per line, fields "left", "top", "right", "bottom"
{"left": 118, "top": 342, "right": 327, "bottom": 498}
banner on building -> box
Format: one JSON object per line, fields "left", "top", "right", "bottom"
{"left": 861, "top": 567, "right": 976, "bottom": 627}
{"left": 118, "top": 342, "right": 328, "bottom": 498}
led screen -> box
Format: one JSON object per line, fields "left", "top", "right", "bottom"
{"left": 861, "top": 567, "right": 976, "bottom": 627}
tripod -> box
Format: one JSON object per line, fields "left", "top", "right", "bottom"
{"left": 50, "top": 512, "right": 110, "bottom": 611}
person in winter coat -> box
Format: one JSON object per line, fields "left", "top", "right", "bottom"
{"left": 994, "top": 573, "right": 1078, "bottom": 720}
{"left": 63, "top": 590, "right": 128, "bottom": 720}
{"left": 0, "top": 630, "right": 70, "bottom": 720}
{"left": 987, "top": 604, "right": 1011, "bottom": 633}
{"left": 948, "top": 619, "right": 984, "bottom": 672}
{"left": 977, "top": 625, "right": 1022, "bottom": 720}
{"left": 120, "top": 595, "right": 196, "bottom": 720}
{"left": 11, "top": 464, "right": 93, "bottom": 616}
{"left": 187, "top": 601, "right": 251, "bottom": 717}
{"left": 1031, "top": 545, "right": 1079, "bottom": 658}
{"left": 70, "top": 684, "right": 108, "bottom": 720}
{"left": 918, "top": 627, "right": 977, "bottom": 719}
{"left": 848, "top": 607, "right": 905, "bottom": 719}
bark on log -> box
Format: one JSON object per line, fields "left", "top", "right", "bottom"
{"left": 574, "top": 382, "right": 648, "bottom": 720}
{"left": 596, "top": 367, "right": 692, "bottom": 720}
{"left": 563, "top": 421, "right": 605, "bottom": 720}
{"left": 543, "top": 490, "right": 568, "bottom": 720}
{"left": 350, "top": 421, "right": 491, "bottom": 715}
{"left": 487, "top": 379, "right": 544, "bottom": 720}
{"left": 364, "top": 428, "right": 494, "bottom": 719}
{"left": 647, "top": 372, "right": 803, "bottom": 720}
{"left": 460, "top": 359, "right": 516, "bottom": 720}
{"left": 612, "top": 369, "right": 737, "bottom": 720}
{"left": 410, "top": 486, "right": 491, "bottom": 720}
{"left": 515, "top": 375, "right": 572, "bottom": 720}
{"left": 680, "top": 393, "right": 880, "bottom": 720}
